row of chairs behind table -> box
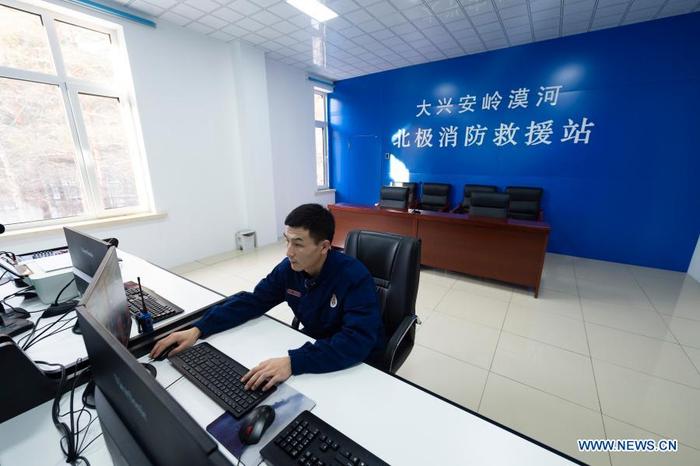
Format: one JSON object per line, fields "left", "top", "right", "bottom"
{"left": 380, "top": 182, "right": 544, "bottom": 220}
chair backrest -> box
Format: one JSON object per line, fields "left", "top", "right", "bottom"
{"left": 506, "top": 186, "right": 543, "bottom": 220}
{"left": 470, "top": 192, "right": 510, "bottom": 218}
{"left": 461, "top": 184, "right": 498, "bottom": 209}
{"left": 344, "top": 230, "right": 421, "bottom": 357}
{"left": 421, "top": 183, "right": 451, "bottom": 211}
{"left": 392, "top": 182, "right": 419, "bottom": 207}
{"left": 379, "top": 186, "right": 409, "bottom": 210}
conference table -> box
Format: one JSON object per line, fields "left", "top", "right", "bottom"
{"left": 329, "top": 203, "right": 551, "bottom": 297}
{"left": 0, "top": 247, "right": 579, "bottom": 465}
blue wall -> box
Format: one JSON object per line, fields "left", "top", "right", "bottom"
{"left": 329, "top": 13, "right": 700, "bottom": 272}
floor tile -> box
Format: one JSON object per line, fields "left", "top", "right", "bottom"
{"left": 197, "top": 249, "right": 246, "bottom": 265}
{"left": 418, "top": 268, "right": 456, "bottom": 289}
{"left": 651, "top": 290, "right": 700, "bottom": 322}
{"left": 603, "top": 416, "right": 700, "bottom": 466}
{"left": 636, "top": 274, "right": 700, "bottom": 305}
{"left": 662, "top": 315, "right": 700, "bottom": 349}
{"left": 593, "top": 360, "right": 700, "bottom": 449}
{"left": 577, "top": 278, "right": 653, "bottom": 310}
{"left": 491, "top": 332, "right": 599, "bottom": 410}
{"left": 415, "top": 280, "right": 451, "bottom": 311}
{"left": 434, "top": 288, "right": 509, "bottom": 329}
{"left": 479, "top": 373, "right": 610, "bottom": 466}
{"left": 450, "top": 274, "right": 514, "bottom": 302}
{"left": 503, "top": 303, "right": 590, "bottom": 355}
{"left": 683, "top": 346, "right": 700, "bottom": 371}
{"left": 574, "top": 258, "right": 637, "bottom": 287}
{"left": 169, "top": 261, "right": 207, "bottom": 275}
{"left": 511, "top": 288, "right": 583, "bottom": 321}
{"left": 396, "top": 344, "right": 488, "bottom": 411}
{"left": 415, "top": 313, "right": 500, "bottom": 369}
{"left": 540, "top": 269, "right": 579, "bottom": 296}
{"left": 581, "top": 299, "right": 676, "bottom": 342}
{"left": 586, "top": 323, "right": 700, "bottom": 387}
{"left": 183, "top": 268, "right": 255, "bottom": 296}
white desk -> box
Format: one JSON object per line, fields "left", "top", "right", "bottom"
{"left": 1, "top": 251, "right": 580, "bottom": 466}
{"left": 2, "top": 249, "right": 223, "bottom": 369}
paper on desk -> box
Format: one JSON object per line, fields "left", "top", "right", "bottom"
{"left": 207, "top": 384, "right": 315, "bottom": 466}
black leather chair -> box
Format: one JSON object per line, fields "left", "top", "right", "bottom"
{"left": 392, "top": 182, "right": 419, "bottom": 208}
{"left": 469, "top": 192, "right": 510, "bottom": 218}
{"left": 378, "top": 186, "right": 409, "bottom": 210}
{"left": 506, "top": 186, "right": 543, "bottom": 220}
{"left": 452, "top": 184, "right": 498, "bottom": 214}
{"left": 419, "top": 183, "right": 451, "bottom": 211}
{"left": 292, "top": 230, "right": 421, "bottom": 374}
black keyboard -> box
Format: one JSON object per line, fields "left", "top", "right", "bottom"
{"left": 261, "top": 410, "right": 389, "bottom": 466}
{"left": 168, "top": 342, "right": 276, "bottom": 419}
{"left": 124, "top": 281, "right": 184, "bottom": 323}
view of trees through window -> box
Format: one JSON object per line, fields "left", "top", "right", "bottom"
{"left": 0, "top": 2, "right": 148, "bottom": 227}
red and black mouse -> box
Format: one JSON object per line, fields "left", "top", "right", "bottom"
{"left": 238, "top": 405, "right": 276, "bottom": 445}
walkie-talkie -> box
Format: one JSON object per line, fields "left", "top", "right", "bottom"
{"left": 135, "top": 277, "right": 154, "bottom": 334}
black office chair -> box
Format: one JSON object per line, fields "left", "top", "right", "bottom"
{"left": 378, "top": 186, "right": 409, "bottom": 210}
{"left": 419, "top": 183, "right": 451, "bottom": 211}
{"left": 469, "top": 192, "right": 510, "bottom": 218}
{"left": 392, "top": 182, "right": 419, "bottom": 208}
{"left": 506, "top": 186, "right": 544, "bottom": 220}
{"left": 291, "top": 230, "right": 421, "bottom": 374}
{"left": 452, "top": 184, "right": 498, "bottom": 214}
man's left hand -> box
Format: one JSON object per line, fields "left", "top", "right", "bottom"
{"left": 241, "top": 356, "right": 292, "bottom": 391}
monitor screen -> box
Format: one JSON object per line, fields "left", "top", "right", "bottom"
{"left": 78, "top": 247, "right": 131, "bottom": 346}
{"left": 77, "top": 307, "right": 229, "bottom": 466}
{"left": 64, "top": 227, "right": 110, "bottom": 294}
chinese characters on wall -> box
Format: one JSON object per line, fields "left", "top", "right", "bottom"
{"left": 392, "top": 85, "right": 595, "bottom": 149}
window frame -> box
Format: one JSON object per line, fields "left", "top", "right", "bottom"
{"left": 0, "top": 0, "right": 153, "bottom": 230}
{"left": 313, "top": 88, "right": 330, "bottom": 190}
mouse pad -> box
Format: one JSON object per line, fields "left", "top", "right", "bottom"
{"left": 206, "top": 383, "right": 315, "bottom": 466}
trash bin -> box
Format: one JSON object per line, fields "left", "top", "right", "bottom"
{"left": 236, "top": 229, "right": 256, "bottom": 251}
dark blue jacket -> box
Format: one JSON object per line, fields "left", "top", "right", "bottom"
{"left": 193, "top": 250, "right": 385, "bottom": 375}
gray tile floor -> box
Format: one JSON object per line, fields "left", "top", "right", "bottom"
{"left": 171, "top": 242, "right": 700, "bottom": 466}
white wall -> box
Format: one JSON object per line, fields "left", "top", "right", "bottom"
{"left": 230, "top": 42, "right": 278, "bottom": 246}
{"left": 1, "top": 2, "right": 337, "bottom": 267}
{"left": 1, "top": 7, "right": 247, "bottom": 268}
{"left": 688, "top": 234, "right": 700, "bottom": 283}
{"left": 266, "top": 59, "right": 335, "bottom": 235}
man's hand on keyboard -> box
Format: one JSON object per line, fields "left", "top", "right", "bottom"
{"left": 242, "top": 357, "right": 292, "bottom": 391}
{"left": 150, "top": 327, "right": 201, "bottom": 359}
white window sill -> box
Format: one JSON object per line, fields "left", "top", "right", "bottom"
{"left": 1, "top": 212, "right": 168, "bottom": 240}
{"left": 315, "top": 188, "right": 336, "bottom": 194}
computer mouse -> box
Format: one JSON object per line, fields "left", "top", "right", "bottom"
{"left": 153, "top": 343, "right": 178, "bottom": 362}
{"left": 72, "top": 320, "right": 82, "bottom": 334}
{"left": 238, "top": 405, "right": 276, "bottom": 445}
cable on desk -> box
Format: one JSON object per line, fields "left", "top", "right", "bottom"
{"left": 20, "top": 311, "right": 76, "bottom": 351}
{"left": 37, "top": 359, "right": 93, "bottom": 466}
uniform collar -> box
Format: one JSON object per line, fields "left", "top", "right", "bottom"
{"left": 301, "top": 249, "right": 340, "bottom": 289}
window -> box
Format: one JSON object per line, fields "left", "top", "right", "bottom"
{"left": 0, "top": 1, "right": 151, "bottom": 229}
{"left": 313, "top": 89, "right": 329, "bottom": 189}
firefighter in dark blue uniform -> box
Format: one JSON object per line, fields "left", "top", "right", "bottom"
{"left": 151, "top": 204, "right": 384, "bottom": 391}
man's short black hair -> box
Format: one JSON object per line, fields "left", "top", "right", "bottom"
{"left": 285, "top": 204, "right": 335, "bottom": 244}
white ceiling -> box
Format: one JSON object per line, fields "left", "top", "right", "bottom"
{"left": 115, "top": 0, "right": 699, "bottom": 80}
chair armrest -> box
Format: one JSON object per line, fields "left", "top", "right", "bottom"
{"left": 383, "top": 314, "right": 419, "bottom": 373}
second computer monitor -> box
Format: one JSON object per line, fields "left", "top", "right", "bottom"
{"left": 78, "top": 247, "right": 131, "bottom": 346}
{"left": 64, "top": 227, "right": 110, "bottom": 294}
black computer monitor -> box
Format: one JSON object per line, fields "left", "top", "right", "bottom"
{"left": 64, "top": 227, "right": 110, "bottom": 294}
{"left": 78, "top": 247, "right": 131, "bottom": 346}
{"left": 77, "top": 306, "right": 230, "bottom": 466}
